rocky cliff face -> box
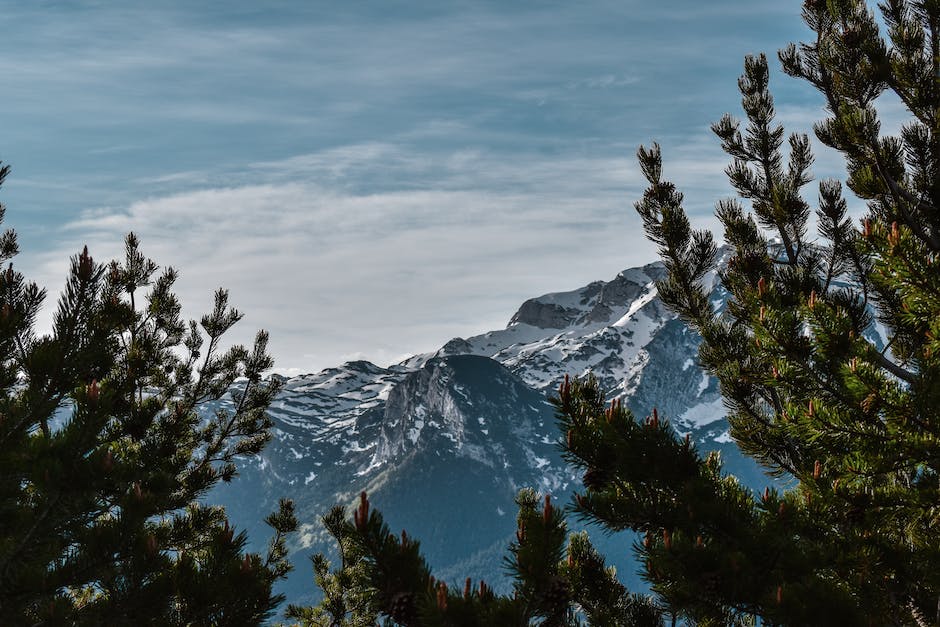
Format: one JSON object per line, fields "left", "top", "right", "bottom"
{"left": 371, "top": 357, "right": 563, "bottom": 487}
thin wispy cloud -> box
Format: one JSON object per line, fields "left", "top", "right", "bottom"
{"left": 1, "top": 0, "right": 850, "bottom": 373}
{"left": 31, "top": 146, "right": 665, "bottom": 373}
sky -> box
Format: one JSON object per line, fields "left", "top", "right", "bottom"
{"left": 0, "top": 1, "right": 878, "bottom": 374}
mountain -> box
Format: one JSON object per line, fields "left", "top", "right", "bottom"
{"left": 207, "top": 256, "right": 762, "bottom": 607}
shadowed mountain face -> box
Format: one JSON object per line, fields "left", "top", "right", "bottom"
{"left": 210, "top": 355, "right": 580, "bottom": 605}
{"left": 208, "top": 257, "right": 771, "bottom": 607}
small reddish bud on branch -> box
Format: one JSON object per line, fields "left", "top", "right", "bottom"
{"left": 559, "top": 374, "right": 571, "bottom": 404}
{"left": 889, "top": 221, "right": 900, "bottom": 246}
{"left": 101, "top": 449, "right": 113, "bottom": 472}
{"left": 354, "top": 491, "right": 370, "bottom": 531}
{"left": 78, "top": 246, "right": 94, "bottom": 280}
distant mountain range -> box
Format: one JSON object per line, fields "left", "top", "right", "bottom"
{"left": 207, "top": 254, "right": 777, "bottom": 608}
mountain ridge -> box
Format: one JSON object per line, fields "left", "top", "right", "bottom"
{"left": 210, "top": 257, "right": 745, "bottom": 607}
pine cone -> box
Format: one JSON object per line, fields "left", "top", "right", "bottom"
{"left": 804, "top": 0, "right": 826, "bottom": 13}
{"left": 842, "top": 27, "right": 862, "bottom": 49}
{"left": 583, "top": 467, "right": 611, "bottom": 491}
{"left": 702, "top": 571, "right": 721, "bottom": 596}
{"left": 388, "top": 591, "right": 417, "bottom": 624}
{"left": 846, "top": 505, "right": 865, "bottom": 524}
{"left": 542, "top": 576, "right": 570, "bottom": 608}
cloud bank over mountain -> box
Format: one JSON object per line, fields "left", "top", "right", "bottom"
{"left": 3, "top": 0, "right": 859, "bottom": 372}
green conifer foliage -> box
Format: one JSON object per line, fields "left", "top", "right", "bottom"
{"left": 0, "top": 178, "right": 295, "bottom": 624}
{"left": 294, "top": 491, "right": 664, "bottom": 626}
{"left": 571, "top": 0, "right": 940, "bottom": 621}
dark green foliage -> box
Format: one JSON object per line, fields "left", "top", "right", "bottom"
{"left": 559, "top": 376, "right": 862, "bottom": 625}
{"left": 612, "top": 0, "right": 940, "bottom": 622}
{"left": 295, "top": 491, "right": 663, "bottom": 626}
{"left": 283, "top": 505, "right": 381, "bottom": 627}
{"left": 0, "top": 191, "right": 294, "bottom": 624}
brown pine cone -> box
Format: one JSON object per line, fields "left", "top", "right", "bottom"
{"left": 542, "top": 576, "right": 570, "bottom": 608}
{"left": 388, "top": 591, "right": 417, "bottom": 624}
{"left": 583, "top": 467, "right": 611, "bottom": 491}
{"left": 702, "top": 571, "right": 721, "bottom": 597}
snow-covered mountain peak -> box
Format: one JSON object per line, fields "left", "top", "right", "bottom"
{"left": 265, "top": 257, "right": 729, "bottom": 446}
{"left": 213, "top": 256, "right": 749, "bottom": 605}
{"left": 385, "top": 261, "right": 718, "bottom": 410}
{"left": 505, "top": 262, "right": 667, "bottom": 331}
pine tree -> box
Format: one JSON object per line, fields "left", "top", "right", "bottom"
{"left": 0, "top": 166, "right": 295, "bottom": 624}
{"left": 291, "top": 490, "right": 664, "bottom": 626}
{"left": 302, "top": 1, "right": 940, "bottom": 625}
{"left": 569, "top": 0, "right": 940, "bottom": 621}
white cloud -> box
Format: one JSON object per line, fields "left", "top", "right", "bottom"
{"left": 2, "top": 0, "right": 857, "bottom": 377}
{"left": 26, "top": 141, "right": 742, "bottom": 375}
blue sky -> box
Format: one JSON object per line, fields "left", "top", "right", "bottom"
{"left": 0, "top": 1, "right": 863, "bottom": 373}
